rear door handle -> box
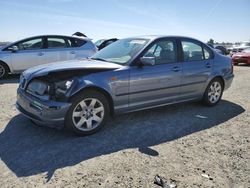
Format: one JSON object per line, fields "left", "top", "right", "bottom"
{"left": 70, "top": 51, "right": 75, "bottom": 54}
{"left": 205, "top": 63, "right": 211, "bottom": 68}
{"left": 37, "top": 52, "right": 44, "bottom": 56}
{"left": 172, "top": 66, "right": 181, "bottom": 72}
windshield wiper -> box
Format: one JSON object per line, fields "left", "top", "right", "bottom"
{"left": 91, "top": 57, "right": 107, "bottom": 62}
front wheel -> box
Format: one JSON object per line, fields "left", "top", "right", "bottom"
{"left": 65, "top": 90, "right": 110, "bottom": 136}
{"left": 202, "top": 78, "right": 224, "bottom": 106}
{"left": 0, "top": 62, "right": 8, "bottom": 79}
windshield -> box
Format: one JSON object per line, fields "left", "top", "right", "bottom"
{"left": 91, "top": 38, "right": 149, "bottom": 64}
{"left": 243, "top": 47, "right": 250, "bottom": 53}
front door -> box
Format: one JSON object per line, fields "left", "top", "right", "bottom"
{"left": 129, "top": 38, "right": 182, "bottom": 110}
{"left": 10, "top": 37, "right": 45, "bottom": 72}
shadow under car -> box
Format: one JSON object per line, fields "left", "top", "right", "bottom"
{"left": 0, "top": 100, "right": 245, "bottom": 181}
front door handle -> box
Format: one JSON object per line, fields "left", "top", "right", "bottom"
{"left": 205, "top": 63, "right": 211, "bottom": 68}
{"left": 37, "top": 52, "right": 44, "bottom": 56}
{"left": 70, "top": 51, "right": 75, "bottom": 54}
{"left": 172, "top": 66, "right": 180, "bottom": 72}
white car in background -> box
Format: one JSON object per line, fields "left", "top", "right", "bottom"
{"left": 0, "top": 34, "right": 97, "bottom": 79}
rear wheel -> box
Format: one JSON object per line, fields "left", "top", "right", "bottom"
{"left": 202, "top": 78, "right": 224, "bottom": 106}
{"left": 0, "top": 62, "right": 9, "bottom": 79}
{"left": 65, "top": 90, "right": 110, "bottom": 136}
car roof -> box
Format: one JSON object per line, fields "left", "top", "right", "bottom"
{"left": 31, "top": 34, "right": 91, "bottom": 40}
{"left": 2, "top": 35, "right": 92, "bottom": 49}
{"left": 125, "top": 35, "right": 203, "bottom": 42}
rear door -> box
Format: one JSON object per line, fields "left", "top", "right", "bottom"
{"left": 179, "top": 39, "right": 213, "bottom": 100}
{"left": 10, "top": 37, "right": 45, "bottom": 72}
{"left": 69, "top": 37, "right": 90, "bottom": 58}
{"left": 129, "top": 38, "right": 182, "bottom": 110}
{"left": 44, "top": 36, "right": 74, "bottom": 64}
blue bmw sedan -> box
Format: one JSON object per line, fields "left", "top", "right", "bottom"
{"left": 16, "top": 36, "right": 234, "bottom": 135}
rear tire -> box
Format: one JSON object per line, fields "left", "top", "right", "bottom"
{"left": 0, "top": 62, "right": 9, "bottom": 79}
{"left": 65, "top": 90, "right": 110, "bottom": 136}
{"left": 202, "top": 78, "right": 224, "bottom": 106}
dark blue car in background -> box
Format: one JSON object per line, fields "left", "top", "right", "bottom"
{"left": 16, "top": 36, "right": 234, "bottom": 135}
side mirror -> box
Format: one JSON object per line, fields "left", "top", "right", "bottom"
{"left": 140, "top": 56, "right": 155, "bottom": 66}
{"left": 11, "top": 45, "right": 19, "bottom": 52}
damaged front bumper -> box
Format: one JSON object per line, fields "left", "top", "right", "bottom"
{"left": 16, "top": 88, "right": 71, "bottom": 129}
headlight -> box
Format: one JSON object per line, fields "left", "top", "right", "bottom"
{"left": 27, "top": 80, "right": 47, "bottom": 95}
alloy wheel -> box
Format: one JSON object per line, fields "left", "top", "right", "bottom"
{"left": 72, "top": 98, "right": 105, "bottom": 131}
{"left": 208, "top": 81, "right": 222, "bottom": 104}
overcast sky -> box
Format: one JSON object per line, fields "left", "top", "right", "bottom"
{"left": 0, "top": 0, "right": 249, "bottom": 43}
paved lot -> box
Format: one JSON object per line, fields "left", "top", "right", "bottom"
{"left": 0, "top": 66, "right": 249, "bottom": 188}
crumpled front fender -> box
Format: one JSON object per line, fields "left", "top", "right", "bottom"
{"left": 66, "top": 74, "right": 113, "bottom": 100}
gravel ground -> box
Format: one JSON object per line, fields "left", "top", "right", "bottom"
{"left": 0, "top": 66, "right": 249, "bottom": 188}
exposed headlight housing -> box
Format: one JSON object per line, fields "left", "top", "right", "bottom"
{"left": 53, "top": 79, "right": 75, "bottom": 101}
{"left": 55, "top": 79, "right": 74, "bottom": 91}
{"left": 65, "top": 80, "right": 74, "bottom": 90}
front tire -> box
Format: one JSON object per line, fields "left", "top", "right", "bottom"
{"left": 202, "top": 78, "right": 224, "bottom": 106}
{"left": 0, "top": 62, "right": 9, "bottom": 79}
{"left": 65, "top": 90, "right": 110, "bottom": 136}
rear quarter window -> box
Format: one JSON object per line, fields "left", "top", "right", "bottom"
{"left": 71, "top": 38, "right": 87, "bottom": 47}
{"left": 203, "top": 45, "right": 213, "bottom": 60}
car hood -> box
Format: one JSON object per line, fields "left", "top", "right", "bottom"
{"left": 23, "top": 58, "right": 122, "bottom": 78}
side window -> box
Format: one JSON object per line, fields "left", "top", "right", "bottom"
{"left": 203, "top": 45, "right": 212, "bottom": 60}
{"left": 143, "top": 40, "right": 177, "bottom": 64}
{"left": 16, "top": 38, "right": 43, "bottom": 51}
{"left": 47, "top": 37, "right": 69, "bottom": 48}
{"left": 181, "top": 41, "right": 204, "bottom": 61}
{"left": 71, "top": 38, "right": 87, "bottom": 47}
{"left": 65, "top": 38, "right": 73, "bottom": 47}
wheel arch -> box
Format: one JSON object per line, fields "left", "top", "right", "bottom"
{"left": 0, "top": 60, "right": 11, "bottom": 73}
{"left": 211, "top": 75, "right": 225, "bottom": 89}
{"left": 202, "top": 75, "right": 225, "bottom": 97}
{"left": 70, "top": 86, "right": 115, "bottom": 116}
